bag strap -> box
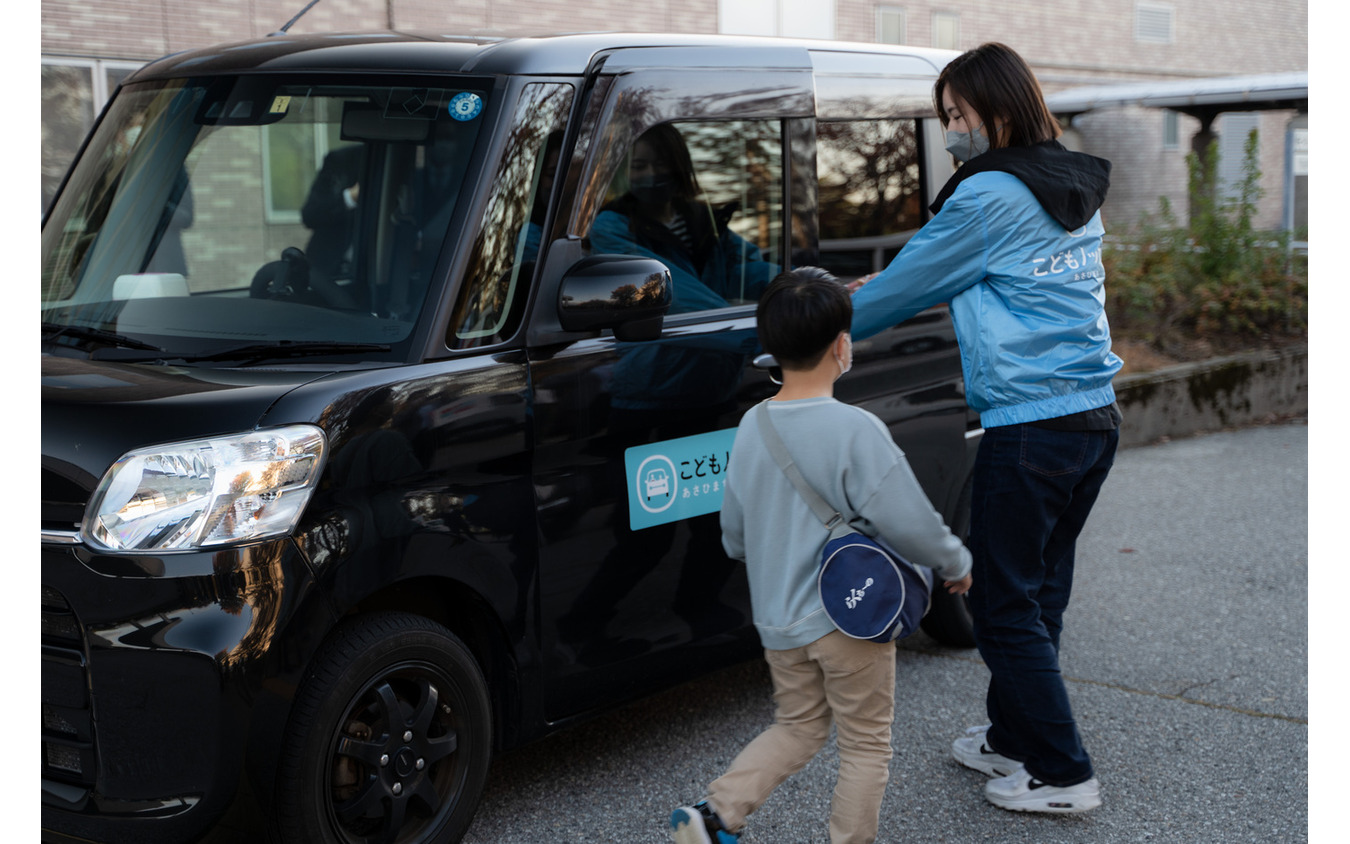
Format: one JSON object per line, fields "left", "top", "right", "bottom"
{"left": 756, "top": 401, "right": 931, "bottom": 600}
{"left": 754, "top": 401, "right": 845, "bottom": 531}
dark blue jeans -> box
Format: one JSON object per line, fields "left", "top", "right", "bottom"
{"left": 967, "top": 422, "right": 1118, "bottom": 787}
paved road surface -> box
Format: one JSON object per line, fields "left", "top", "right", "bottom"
{"left": 462, "top": 419, "right": 1310, "bottom": 843}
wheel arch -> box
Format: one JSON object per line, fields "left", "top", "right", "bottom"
{"left": 341, "top": 575, "right": 528, "bottom": 753}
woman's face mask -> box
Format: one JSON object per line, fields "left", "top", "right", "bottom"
{"left": 944, "top": 124, "right": 991, "bottom": 163}
{"left": 940, "top": 88, "right": 994, "bottom": 163}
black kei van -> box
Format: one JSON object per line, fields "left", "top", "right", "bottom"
{"left": 41, "top": 31, "right": 980, "bottom": 844}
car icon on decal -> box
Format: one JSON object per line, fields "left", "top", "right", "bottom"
{"left": 645, "top": 468, "right": 671, "bottom": 500}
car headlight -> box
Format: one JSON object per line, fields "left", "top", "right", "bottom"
{"left": 82, "top": 425, "right": 327, "bottom": 552}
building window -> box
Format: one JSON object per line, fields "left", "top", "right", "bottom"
{"left": 1218, "top": 113, "right": 1260, "bottom": 202}
{"left": 877, "top": 6, "right": 906, "bottom": 44}
{"left": 1162, "top": 110, "right": 1180, "bottom": 150}
{"left": 261, "top": 102, "right": 351, "bottom": 224}
{"left": 719, "top": 0, "right": 836, "bottom": 39}
{"left": 1135, "top": 2, "right": 1174, "bottom": 44}
{"left": 41, "top": 57, "right": 143, "bottom": 211}
{"left": 932, "top": 11, "right": 960, "bottom": 50}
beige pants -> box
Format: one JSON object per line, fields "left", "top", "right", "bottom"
{"left": 706, "top": 630, "right": 896, "bottom": 844}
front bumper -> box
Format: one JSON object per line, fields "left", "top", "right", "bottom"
{"left": 41, "top": 534, "right": 315, "bottom": 844}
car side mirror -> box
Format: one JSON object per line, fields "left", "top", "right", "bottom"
{"left": 557, "top": 256, "right": 672, "bottom": 342}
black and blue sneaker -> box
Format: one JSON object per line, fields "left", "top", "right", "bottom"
{"left": 670, "top": 801, "right": 740, "bottom": 843}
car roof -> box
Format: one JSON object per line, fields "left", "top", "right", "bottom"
{"left": 130, "top": 30, "right": 956, "bottom": 81}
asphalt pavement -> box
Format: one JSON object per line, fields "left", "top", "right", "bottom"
{"left": 461, "top": 418, "right": 1310, "bottom": 843}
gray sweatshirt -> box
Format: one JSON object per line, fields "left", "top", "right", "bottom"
{"left": 721, "top": 397, "right": 972, "bottom": 650}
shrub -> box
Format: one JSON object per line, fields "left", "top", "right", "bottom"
{"left": 1103, "top": 129, "right": 1307, "bottom": 358}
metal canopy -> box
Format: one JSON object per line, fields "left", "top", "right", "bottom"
{"left": 1044, "top": 71, "right": 1307, "bottom": 120}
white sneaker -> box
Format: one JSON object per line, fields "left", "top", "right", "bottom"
{"left": 984, "top": 765, "right": 1101, "bottom": 814}
{"left": 951, "top": 724, "right": 1019, "bottom": 777}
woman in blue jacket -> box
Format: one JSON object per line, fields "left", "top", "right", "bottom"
{"left": 851, "top": 42, "right": 1120, "bottom": 815}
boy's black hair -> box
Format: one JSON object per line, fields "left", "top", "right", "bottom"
{"left": 756, "top": 267, "right": 852, "bottom": 370}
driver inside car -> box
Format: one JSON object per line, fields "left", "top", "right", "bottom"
{"left": 300, "top": 143, "right": 365, "bottom": 308}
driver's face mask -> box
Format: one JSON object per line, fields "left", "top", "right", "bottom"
{"left": 944, "top": 124, "right": 991, "bottom": 163}
{"left": 630, "top": 175, "right": 677, "bottom": 206}
{"left": 115, "top": 124, "right": 142, "bottom": 158}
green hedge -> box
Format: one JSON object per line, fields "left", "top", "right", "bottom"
{"left": 1102, "top": 130, "right": 1307, "bottom": 356}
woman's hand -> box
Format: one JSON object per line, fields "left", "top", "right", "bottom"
{"left": 846, "top": 272, "right": 879, "bottom": 292}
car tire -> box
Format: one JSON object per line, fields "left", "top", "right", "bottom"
{"left": 274, "top": 612, "right": 492, "bottom": 844}
{"left": 922, "top": 576, "right": 976, "bottom": 647}
{"left": 920, "top": 474, "right": 977, "bottom": 648}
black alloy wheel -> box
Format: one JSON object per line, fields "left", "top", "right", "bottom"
{"left": 276, "top": 612, "right": 492, "bottom": 844}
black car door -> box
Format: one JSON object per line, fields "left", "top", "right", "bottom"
{"left": 528, "top": 58, "right": 815, "bottom": 719}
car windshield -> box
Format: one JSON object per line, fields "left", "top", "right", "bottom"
{"left": 41, "top": 74, "right": 490, "bottom": 360}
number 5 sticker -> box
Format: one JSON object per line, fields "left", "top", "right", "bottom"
{"left": 448, "top": 92, "right": 483, "bottom": 122}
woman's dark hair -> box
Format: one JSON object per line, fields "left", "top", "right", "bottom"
{"left": 934, "top": 42, "right": 1061, "bottom": 149}
{"left": 632, "top": 123, "right": 701, "bottom": 200}
{"left": 756, "top": 267, "right": 851, "bottom": 370}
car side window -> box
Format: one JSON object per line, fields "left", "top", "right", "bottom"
{"left": 587, "top": 119, "right": 785, "bottom": 316}
{"left": 815, "top": 119, "right": 923, "bottom": 278}
{"left": 448, "top": 82, "right": 574, "bottom": 348}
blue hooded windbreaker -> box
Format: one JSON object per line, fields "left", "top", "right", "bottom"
{"left": 851, "top": 141, "right": 1123, "bottom": 428}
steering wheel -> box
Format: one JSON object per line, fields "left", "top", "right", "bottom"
{"left": 250, "top": 247, "right": 312, "bottom": 301}
{"left": 250, "top": 247, "right": 360, "bottom": 310}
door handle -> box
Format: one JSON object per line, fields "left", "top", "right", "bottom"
{"left": 752, "top": 353, "right": 782, "bottom": 385}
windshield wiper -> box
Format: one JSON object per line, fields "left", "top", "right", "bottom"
{"left": 175, "top": 340, "right": 393, "bottom": 363}
{"left": 42, "top": 321, "right": 166, "bottom": 353}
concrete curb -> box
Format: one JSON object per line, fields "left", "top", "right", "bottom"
{"left": 1114, "top": 345, "right": 1308, "bottom": 448}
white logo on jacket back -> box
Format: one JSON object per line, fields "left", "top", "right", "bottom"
{"left": 1030, "top": 243, "right": 1102, "bottom": 283}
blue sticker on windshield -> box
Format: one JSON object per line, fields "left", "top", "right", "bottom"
{"left": 625, "top": 428, "right": 738, "bottom": 530}
{"left": 448, "top": 92, "right": 483, "bottom": 122}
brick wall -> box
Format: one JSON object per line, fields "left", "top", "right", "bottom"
{"left": 40, "top": 0, "right": 1307, "bottom": 78}
{"left": 41, "top": 0, "right": 1305, "bottom": 230}
{"left": 854, "top": 0, "right": 1308, "bottom": 81}
{"left": 393, "top": 0, "right": 720, "bottom": 35}
{"left": 41, "top": 0, "right": 723, "bottom": 60}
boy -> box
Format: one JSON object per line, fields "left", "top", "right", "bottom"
{"left": 670, "top": 268, "right": 973, "bottom": 844}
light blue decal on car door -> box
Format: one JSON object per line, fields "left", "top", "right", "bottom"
{"left": 625, "top": 428, "right": 738, "bottom": 530}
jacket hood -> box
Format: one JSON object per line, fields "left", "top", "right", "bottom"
{"left": 930, "top": 140, "right": 1111, "bottom": 231}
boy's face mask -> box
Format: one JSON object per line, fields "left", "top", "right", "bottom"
{"left": 836, "top": 333, "right": 853, "bottom": 378}
{"left": 944, "top": 124, "right": 991, "bottom": 162}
